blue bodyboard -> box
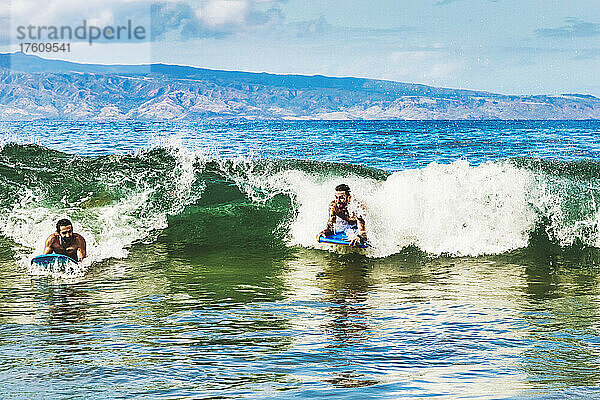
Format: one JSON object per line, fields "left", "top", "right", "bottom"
{"left": 31, "top": 254, "right": 78, "bottom": 268}
{"left": 318, "top": 232, "right": 368, "bottom": 248}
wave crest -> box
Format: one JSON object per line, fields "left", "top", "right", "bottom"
{"left": 1, "top": 143, "right": 600, "bottom": 272}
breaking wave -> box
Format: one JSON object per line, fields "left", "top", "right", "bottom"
{"left": 1, "top": 142, "right": 600, "bottom": 276}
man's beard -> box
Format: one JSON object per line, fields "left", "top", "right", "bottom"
{"left": 62, "top": 237, "right": 73, "bottom": 246}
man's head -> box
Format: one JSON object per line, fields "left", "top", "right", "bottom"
{"left": 334, "top": 183, "right": 351, "bottom": 207}
{"left": 56, "top": 218, "right": 73, "bottom": 244}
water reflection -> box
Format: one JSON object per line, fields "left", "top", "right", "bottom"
{"left": 2, "top": 237, "right": 600, "bottom": 398}
{"left": 517, "top": 249, "right": 600, "bottom": 390}
{"left": 279, "top": 250, "right": 379, "bottom": 390}
{"left": 318, "top": 255, "right": 377, "bottom": 388}
{"left": 0, "top": 239, "right": 297, "bottom": 398}
{"left": 34, "top": 281, "right": 89, "bottom": 324}
{"left": 280, "top": 249, "right": 534, "bottom": 397}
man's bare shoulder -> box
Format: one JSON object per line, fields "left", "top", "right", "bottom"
{"left": 73, "top": 233, "right": 86, "bottom": 244}
{"left": 328, "top": 200, "right": 337, "bottom": 211}
{"left": 45, "top": 232, "right": 59, "bottom": 244}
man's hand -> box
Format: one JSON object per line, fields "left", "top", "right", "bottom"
{"left": 349, "top": 237, "right": 361, "bottom": 247}
{"left": 349, "top": 233, "right": 367, "bottom": 247}
{"left": 316, "top": 231, "right": 325, "bottom": 241}
{"left": 329, "top": 201, "right": 338, "bottom": 215}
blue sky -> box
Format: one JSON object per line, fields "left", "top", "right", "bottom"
{"left": 2, "top": 0, "right": 599, "bottom": 96}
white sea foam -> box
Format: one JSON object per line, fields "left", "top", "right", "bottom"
{"left": 245, "top": 159, "right": 545, "bottom": 257}
{"left": 3, "top": 144, "right": 599, "bottom": 273}
{"left": 0, "top": 144, "right": 202, "bottom": 278}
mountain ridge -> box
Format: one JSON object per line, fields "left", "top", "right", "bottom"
{"left": 1, "top": 52, "right": 598, "bottom": 121}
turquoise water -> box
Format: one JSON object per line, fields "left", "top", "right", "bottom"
{"left": 1, "top": 120, "right": 600, "bottom": 399}
{"left": 6, "top": 120, "right": 600, "bottom": 168}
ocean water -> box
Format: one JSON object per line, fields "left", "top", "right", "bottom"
{"left": 1, "top": 120, "right": 600, "bottom": 399}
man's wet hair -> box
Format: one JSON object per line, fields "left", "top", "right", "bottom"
{"left": 335, "top": 184, "right": 351, "bottom": 194}
{"left": 56, "top": 218, "right": 72, "bottom": 233}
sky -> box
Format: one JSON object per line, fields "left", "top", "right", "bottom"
{"left": 1, "top": 0, "right": 599, "bottom": 96}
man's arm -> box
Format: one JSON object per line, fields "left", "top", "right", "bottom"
{"left": 43, "top": 235, "right": 54, "bottom": 255}
{"left": 76, "top": 235, "right": 86, "bottom": 262}
{"left": 356, "top": 216, "right": 366, "bottom": 240}
{"left": 349, "top": 216, "right": 367, "bottom": 247}
{"left": 317, "top": 201, "right": 336, "bottom": 240}
{"left": 348, "top": 202, "right": 367, "bottom": 247}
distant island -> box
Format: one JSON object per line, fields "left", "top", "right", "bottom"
{"left": 1, "top": 52, "right": 598, "bottom": 121}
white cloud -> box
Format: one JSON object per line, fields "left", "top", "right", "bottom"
{"left": 199, "top": 0, "right": 249, "bottom": 27}
{"left": 152, "top": 0, "right": 284, "bottom": 40}
{"left": 388, "top": 50, "right": 466, "bottom": 83}
{"left": 8, "top": 0, "right": 153, "bottom": 35}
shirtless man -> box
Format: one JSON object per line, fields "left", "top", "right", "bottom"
{"left": 316, "top": 183, "right": 367, "bottom": 247}
{"left": 43, "top": 218, "right": 86, "bottom": 262}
